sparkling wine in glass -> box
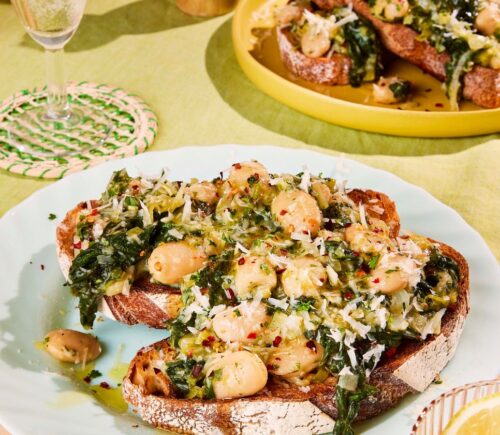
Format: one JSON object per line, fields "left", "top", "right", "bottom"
{"left": 8, "top": 0, "right": 111, "bottom": 156}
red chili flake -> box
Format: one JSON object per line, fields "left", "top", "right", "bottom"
{"left": 238, "top": 257, "right": 246, "bottom": 265}
{"left": 385, "top": 347, "right": 398, "bottom": 358}
{"left": 435, "top": 103, "right": 444, "bottom": 108}
{"left": 202, "top": 336, "right": 216, "bottom": 347}
{"left": 40, "top": 264, "right": 45, "bottom": 271}
{"left": 227, "top": 288, "right": 235, "bottom": 300}
{"left": 306, "top": 340, "right": 317, "bottom": 352}
{"left": 344, "top": 291, "right": 354, "bottom": 300}
{"left": 373, "top": 228, "right": 382, "bottom": 233}
{"left": 233, "top": 163, "right": 242, "bottom": 170}
{"left": 247, "top": 332, "right": 257, "bottom": 339}
{"left": 373, "top": 278, "right": 380, "bottom": 284}
{"left": 253, "top": 173, "right": 260, "bottom": 181}
{"left": 91, "top": 208, "right": 98, "bottom": 216}
{"left": 302, "top": 230, "right": 308, "bottom": 235}
{"left": 83, "top": 376, "right": 91, "bottom": 384}
{"left": 73, "top": 241, "right": 82, "bottom": 250}
{"left": 280, "top": 209, "right": 287, "bottom": 216}
{"left": 273, "top": 336, "right": 282, "bottom": 347}
{"left": 352, "top": 251, "right": 360, "bottom": 257}
{"left": 99, "top": 382, "right": 110, "bottom": 389}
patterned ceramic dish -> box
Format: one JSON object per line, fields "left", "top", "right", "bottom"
{"left": 412, "top": 378, "right": 500, "bottom": 434}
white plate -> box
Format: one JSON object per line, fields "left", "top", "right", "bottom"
{"left": 0, "top": 145, "right": 498, "bottom": 435}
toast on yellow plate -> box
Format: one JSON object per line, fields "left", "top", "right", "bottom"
{"left": 269, "top": 0, "right": 500, "bottom": 109}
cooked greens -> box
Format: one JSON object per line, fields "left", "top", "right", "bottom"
{"left": 344, "top": 19, "right": 382, "bottom": 87}
{"left": 69, "top": 224, "right": 156, "bottom": 328}
{"left": 389, "top": 79, "right": 412, "bottom": 102}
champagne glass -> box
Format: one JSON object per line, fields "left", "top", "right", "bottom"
{"left": 7, "top": 0, "right": 111, "bottom": 156}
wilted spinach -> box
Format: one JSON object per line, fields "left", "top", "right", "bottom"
{"left": 192, "top": 250, "right": 234, "bottom": 306}
{"left": 389, "top": 80, "right": 412, "bottom": 102}
{"left": 344, "top": 19, "right": 381, "bottom": 87}
{"left": 69, "top": 224, "right": 157, "bottom": 328}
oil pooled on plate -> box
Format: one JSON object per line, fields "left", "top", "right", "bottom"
{"left": 37, "top": 336, "right": 130, "bottom": 415}
{"left": 251, "top": 28, "right": 480, "bottom": 112}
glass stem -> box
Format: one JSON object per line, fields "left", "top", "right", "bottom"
{"left": 45, "top": 48, "right": 69, "bottom": 120}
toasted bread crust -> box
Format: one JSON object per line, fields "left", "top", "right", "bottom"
{"left": 122, "top": 240, "right": 469, "bottom": 434}
{"left": 277, "top": 27, "right": 352, "bottom": 85}
{"left": 55, "top": 201, "right": 182, "bottom": 327}
{"left": 347, "top": 0, "right": 500, "bottom": 108}
{"left": 347, "top": 188, "right": 400, "bottom": 238}
{"left": 56, "top": 189, "right": 397, "bottom": 328}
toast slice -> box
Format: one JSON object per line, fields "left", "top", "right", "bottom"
{"left": 122, "top": 239, "right": 469, "bottom": 434}
{"left": 277, "top": 27, "right": 352, "bottom": 85}
{"left": 56, "top": 189, "right": 399, "bottom": 328}
{"left": 274, "top": 3, "right": 382, "bottom": 88}
{"left": 328, "top": 0, "right": 500, "bottom": 108}
{"left": 56, "top": 201, "right": 182, "bottom": 327}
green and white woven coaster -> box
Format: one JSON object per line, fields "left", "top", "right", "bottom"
{"left": 0, "top": 82, "right": 158, "bottom": 179}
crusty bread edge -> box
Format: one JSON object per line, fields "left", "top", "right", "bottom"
{"left": 277, "top": 27, "right": 352, "bottom": 86}
{"left": 55, "top": 201, "right": 118, "bottom": 321}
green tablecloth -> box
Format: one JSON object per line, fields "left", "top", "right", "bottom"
{"left": 0, "top": 0, "right": 498, "bottom": 260}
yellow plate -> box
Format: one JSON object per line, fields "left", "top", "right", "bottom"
{"left": 232, "top": 0, "right": 500, "bottom": 137}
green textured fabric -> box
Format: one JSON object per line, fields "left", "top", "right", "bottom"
{"left": 0, "top": 0, "right": 498, "bottom": 260}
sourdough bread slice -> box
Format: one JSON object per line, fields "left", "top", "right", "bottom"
{"left": 341, "top": 0, "right": 500, "bottom": 108}
{"left": 56, "top": 201, "right": 182, "bottom": 327}
{"left": 277, "top": 27, "right": 352, "bottom": 85}
{"left": 122, "top": 240, "right": 469, "bottom": 434}
{"left": 56, "top": 189, "right": 398, "bottom": 328}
